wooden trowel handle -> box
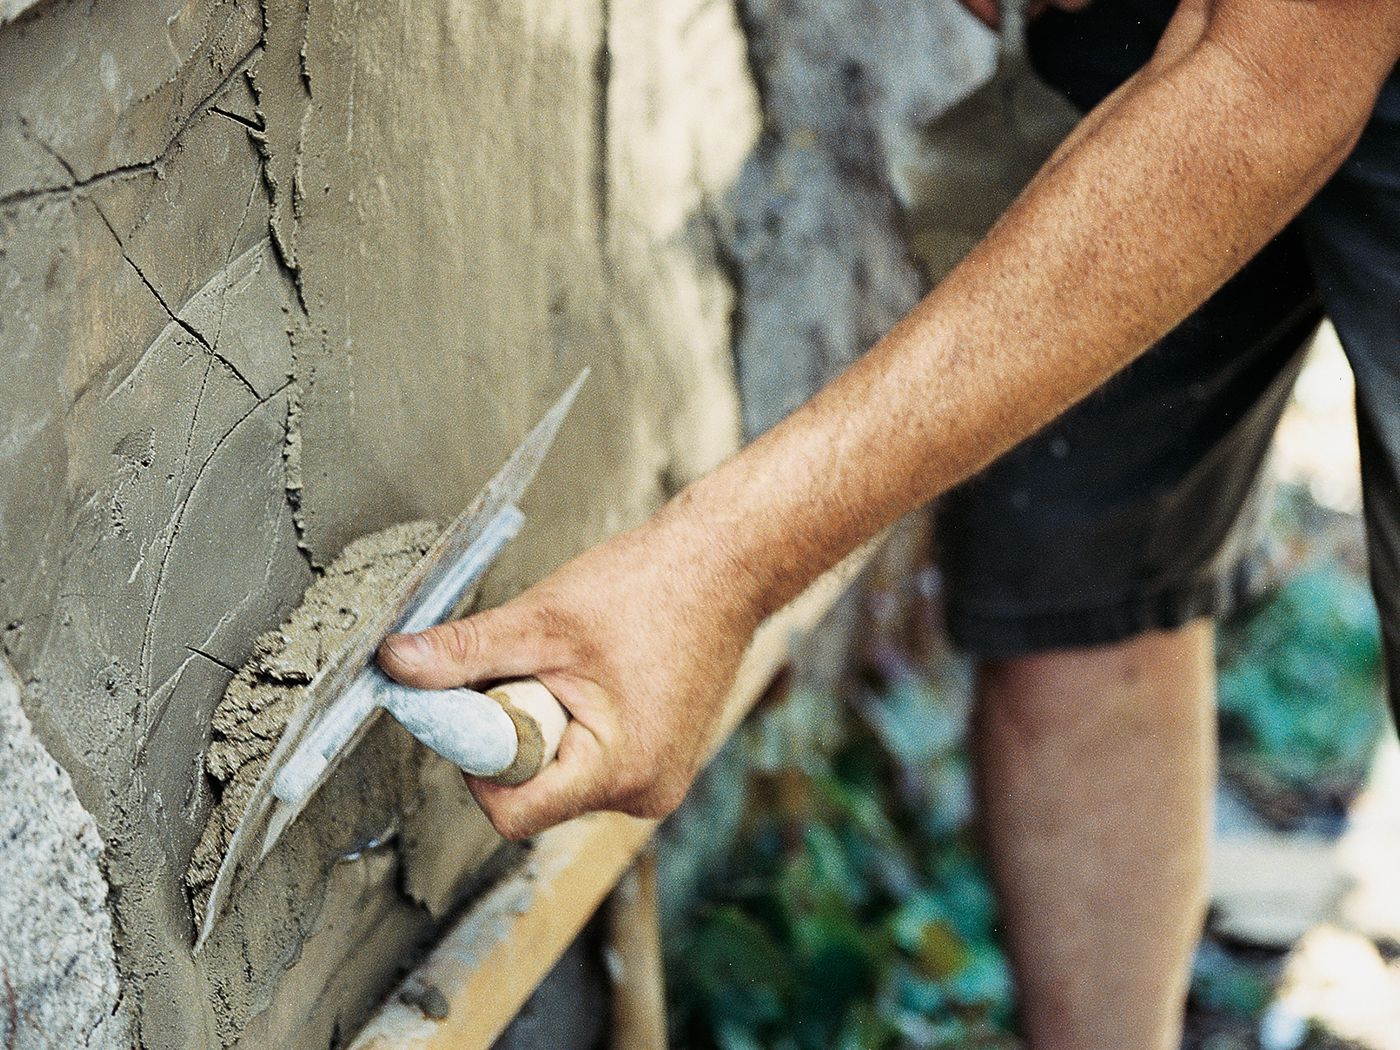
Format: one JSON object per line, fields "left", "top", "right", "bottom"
{"left": 483, "top": 678, "right": 570, "bottom": 786}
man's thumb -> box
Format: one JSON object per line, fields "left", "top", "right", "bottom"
{"left": 378, "top": 607, "right": 528, "bottom": 689}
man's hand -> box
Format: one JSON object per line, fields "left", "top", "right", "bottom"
{"left": 377, "top": 510, "right": 761, "bottom": 840}
{"left": 384, "top": 0, "right": 1398, "bottom": 844}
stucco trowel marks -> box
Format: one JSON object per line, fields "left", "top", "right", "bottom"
{"left": 1, "top": 0, "right": 756, "bottom": 1044}
{"left": 187, "top": 520, "right": 439, "bottom": 925}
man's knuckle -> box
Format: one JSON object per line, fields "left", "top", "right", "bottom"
{"left": 441, "top": 618, "right": 481, "bottom": 666}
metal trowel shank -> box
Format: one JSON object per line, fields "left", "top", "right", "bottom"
{"left": 194, "top": 369, "right": 588, "bottom": 951}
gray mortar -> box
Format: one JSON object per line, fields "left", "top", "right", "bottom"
{"left": 3, "top": 0, "right": 1062, "bottom": 1042}
{"left": 726, "top": 0, "right": 995, "bottom": 437}
{"left": 0, "top": 656, "right": 129, "bottom": 1049}
{"left": 0, "top": 0, "right": 756, "bottom": 1045}
{"left": 187, "top": 519, "right": 441, "bottom": 925}
{"left": 725, "top": 0, "right": 1080, "bottom": 437}
{"left": 0, "top": 0, "right": 1054, "bottom": 1041}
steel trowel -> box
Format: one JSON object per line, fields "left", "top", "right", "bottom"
{"left": 194, "top": 370, "right": 587, "bottom": 952}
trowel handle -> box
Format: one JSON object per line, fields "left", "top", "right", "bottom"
{"left": 377, "top": 676, "right": 568, "bottom": 785}
{"left": 482, "top": 678, "right": 570, "bottom": 787}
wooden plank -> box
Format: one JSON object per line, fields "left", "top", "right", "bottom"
{"left": 607, "top": 846, "right": 666, "bottom": 1050}
{"left": 351, "top": 546, "right": 870, "bottom": 1050}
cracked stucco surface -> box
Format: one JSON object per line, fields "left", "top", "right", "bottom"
{"left": 0, "top": 0, "right": 1040, "bottom": 1042}
{"left": 0, "top": 0, "right": 753, "bottom": 1046}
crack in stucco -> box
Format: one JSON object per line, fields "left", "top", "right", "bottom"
{"left": 0, "top": 43, "right": 266, "bottom": 212}
{"left": 136, "top": 379, "right": 291, "bottom": 700}
{"left": 88, "top": 199, "right": 262, "bottom": 401}
{"left": 208, "top": 106, "right": 265, "bottom": 134}
{"left": 593, "top": 0, "right": 612, "bottom": 236}
{"left": 134, "top": 654, "right": 201, "bottom": 769}
{"left": 185, "top": 647, "right": 239, "bottom": 676}
{"left": 245, "top": 0, "right": 313, "bottom": 311}
{"left": 208, "top": 175, "right": 269, "bottom": 379}
{"left": 22, "top": 115, "right": 265, "bottom": 403}
{"left": 282, "top": 382, "right": 311, "bottom": 557}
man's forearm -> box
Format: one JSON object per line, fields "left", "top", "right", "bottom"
{"left": 663, "top": 1, "right": 1396, "bottom": 622}
{"left": 385, "top": 0, "right": 1399, "bottom": 839}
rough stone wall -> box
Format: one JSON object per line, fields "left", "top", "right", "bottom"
{"left": 0, "top": 656, "right": 130, "bottom": 1048}
{"left": 0, "top": 0, "right": 754, "bottom": 1046}
{"left": 726, "top": 0, "right": 995, "bottom": 437}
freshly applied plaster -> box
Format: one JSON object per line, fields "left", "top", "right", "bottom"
{"left": 0, "top": 0, "right": 1068, "bottom": 1041}
{"left": 186, "top": 519, "right": 442, "bottom": 926}
{"left": 1, "top": 0, "right": 756, "bottom": 1045}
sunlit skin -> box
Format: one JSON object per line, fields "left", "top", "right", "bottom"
{"left": 961, "top": 0, "right": 1094, "bottom": 30}
{"left": 381, "top": 5, "right": 1400, "bottom": 1044}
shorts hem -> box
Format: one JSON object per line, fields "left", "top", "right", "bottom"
{"left": 944, "top": 552, "right": 1276, "bottom": 658}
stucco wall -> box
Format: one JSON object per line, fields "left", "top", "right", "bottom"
{"left": 0, "top": 0, "right": 1051, "bottom": 1042}
{"left": 0, "top": 0, "right": 754, "bottom": 1045}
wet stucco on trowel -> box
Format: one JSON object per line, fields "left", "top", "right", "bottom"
{"left": 1, "top": 0, "right": 755, "bottom": 1046}
{"left": 186, "top": 519, "right": 510, "bottom": 1044}
{"left": 185, "top": 519, "right": 445, "bottom": 926}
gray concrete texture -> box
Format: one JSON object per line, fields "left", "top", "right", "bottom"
{"left": 0, "top": 0, "right": 1034, "bottom": 1045}
{"left": 0, "top": 0, "right": 753, "bottom": 1044}
{"left": 0, "top": 655, "right": 130, "bottom": 1048}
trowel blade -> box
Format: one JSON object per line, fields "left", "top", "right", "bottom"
{"left": 194, "top": 369, "right": 588, "bottom": 952}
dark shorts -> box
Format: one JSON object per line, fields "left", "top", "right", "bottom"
{"left": 937, "top": 2, "right": 1400, "bottom": 694}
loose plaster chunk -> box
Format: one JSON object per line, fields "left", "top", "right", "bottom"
{"left": 186, "top": 520, "right": 441, "bottom": 926}
{"left": 0, "top": 657, "right": 129, "bottom": 1050}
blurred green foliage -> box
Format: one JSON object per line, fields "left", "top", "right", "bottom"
{"left": 666, "top": 487, "right": 1389, "bottom": 1046}
{"left": 1189, "top": 943, "right": 1278, "bottom": 1021}
{"left": 666, "top": 679, "right": 1016, "bottom": 1049}
{"left": 1217, "top": 552, "right": 1385, "bottom": 796}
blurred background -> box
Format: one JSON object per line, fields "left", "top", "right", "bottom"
{"left": 634, "top": 2, "right": 1394, "bottom": 1043}
{"left": 659, "top": 322, "right": 1398, "bottom": 1049}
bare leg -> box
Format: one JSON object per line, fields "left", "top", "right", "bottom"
{"left": 973, "top": 620, "right": 1216, "bottom": 1050}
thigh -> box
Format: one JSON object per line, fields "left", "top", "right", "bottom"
{"left": 937, "top": 225, "right": 1322, "bottom": 655}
